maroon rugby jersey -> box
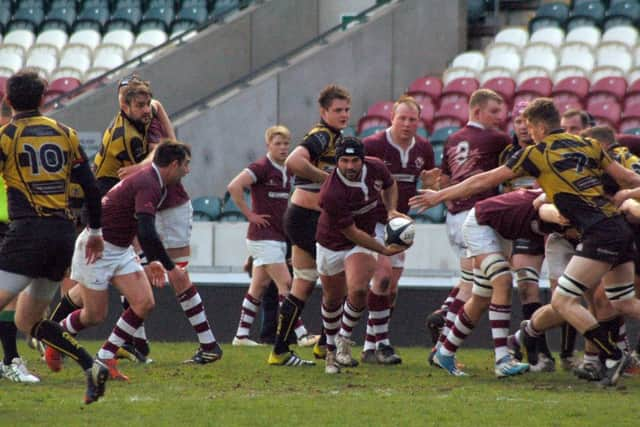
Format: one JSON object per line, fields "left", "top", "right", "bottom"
{"left": 364, "top": 128, "right": 435, "bottom": 217}
{"left": 102, "top": 164, "right": 166, "bottom": 247}
{"left": 245, "top": 155, "right": 291, "bottom": 241}
{"left": 474, "top": 189, "right": 543, "bottom": 241}
{"left": 441, "top": 122, "right": 510, "bottom": 213}
{"left": 617, "top": 134, "right": 640, "bottom": 157}
{"left": 316, "top": 157, "right": 393, "bottom": 251}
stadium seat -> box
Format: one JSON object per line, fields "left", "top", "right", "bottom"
{"left": 552, "top": 76, "right": 590, "bottom": 104}
{"left": 419, "top": 203, "right": 447, "bottom": 224}
{"left": 441, "top": 77, "right": 479, "bottom": 103}
{"left": 106, "top": 5, "right": 143, "bottom": 32}
{"left": 0, "top": 48, "right": 23, "bottom": 77}
{"left": 554, "top": 99, "right": 584, "bottom": 115}
{"left": 133, "top": 28, "right": 168, "bottom": 49}
{"left": 211, "top": 0, "right": 241, "bottom": 18}
{"left": 589, "top": 76, "right": 628, "bottom": 103}
{"left": 602, "top": 25, "right": 638, "bottom": 49}
{"left": 87, "top": 45, "right": 125, "bottom": 79}
{"left": 522, "top": 42, "right": 558, "bottom": 74}
{"left": 564, "top": 25, "right": 601, "bottom": 48}
{"left": 516, "top": 76, "right": 553, "bottom": 98}
{"left": 441, "top": 67, "right": 477, "bottom": 86}
{"left": 41, "top": 1, "right": 77, "bottom": 32}
{"left": 620, "top": 103, "right": 640, "bottom": 133}
{"left": 68, "top": 28, "right": 102, "bottom": 52}
{"left": 192, "top": 196, "right": 222, "bottom": 221}
{"left": 603, "top": 1, "right": 640, "bottom": 31}
{"left": 139, "top": 1, "right": 175, "bottom": 32}
{"left": 366, "top": 101, "right": 394, "bottom": 121}
{"left": 358, "top": 125, "right": 385, "bottom": 138}
{"left": 419, "top": 100, "right": 435, "bottom": 131}
{"left": 529, "top": 2, "right": 569, "bottom": 32}
{"left": 557, "top": 42, "right": 595, "bottom": 74}
{"left": 417, "top": 127, "right": 429, "bottom": 139}
{"left": 357, "top": 117, "right": 390, "bottom": 135}
{"left": 467, "top": 0, "right": 487, "bottom": 24}
{"left": 220, "top": 190, "right": 249, "bottom": 221}
{"left": 47, "top": 76, "right": 82, "bottom": 96}
{"left": 493, "top": 27, "right": 529, "bottom": 49}
{"left": 25, "top": 48, "right": 58, "bottom": 79}
{"left": 57, "top": 45, "right": 93, "bottom": 79}
{"left": 2, "top": 29, "right": 36, "bottom": 56}
{"left": 529, "top": 27, "right": 565, "bottom": 48}
{"left": 595, "top": 42, "right": 632, "bottom": 74}
{"left": 74, "top": 2, "right": 110, "bottom": 32}
{"left": 515, "top": 67, "right": 550, "bottom": 86}
{"left": 0, "top": 0, "right": 11, "bottom": 34}
{"left": 485, "top": 43, "right": 521, "bottom": 75}
{"left": 481, "top": 77, "right": 516, "bottom": 106}
{"left": 8, "top": 5, "right": 44, "bottom": 33}
{"left": 625, "top": 78, "right": 640, "bottom": 109}
{"left": 34, "top": 29, "right": 69, "bottom": 54}
{"left": 342, "top": 126, "right": 356, "bottom": 137}
{"left": 431, "top": 143, "right": 444, "bottom": 167}
{"left": 588, "top": 101, "right": 622, "bottom": 129}
{"left": 479, "top": 68, "right": 514, "bottom": 86}
{"left": 429, "top": 126, "right": 459, "bottom": 146}
{"left": 171, "top": 2, "right": 209, "bottom": 35}
{"left": 102, "top": 29, "right": 136, "bottom": 51}
{"left": 565, "top": 0, "right": 605, "bottom": 31}
{"left": 622, "top": 127, "right": 640, "bottom": 137}
{"left": 433, "top": 101, "right": 468, "bottom": 130}
{"left": 406, "top": 76, "right": 442, "bottom": 105}
{"left": 451, "top": 51, "right": 486, "bottom": 72}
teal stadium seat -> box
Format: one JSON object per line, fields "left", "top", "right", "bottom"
{"left": 220, "top": 191, "right": 249, "bottom": 222}
{"left": 359, "top": 126, "right": 385, "bottom": 139}
{"left": 342, "top": 126, "right": 356, "bottom": 137}
{"left": 0, "top": 0, "right": 12, "bottom": 33}
{"left": 106, "top": 2, "right": 143, "bottom": 32}
{"left": 624, "top": 127, "right": 640, "bottom": 136}
{"left": 74, "top": 0, "right": 111, "bottom": 31}
{"left": 467, "top": 0, "right": 486, "bottom": 24}
{"left": 528, "top": 2, "right": 569, "bottom": 33}
{"left": 604, "top": 1, "right": 640, "bottom": 30}
{"left": 429, "top": 126, "right": 458, "bottom": 146}
{"left": 8, "top": 3, "right": 45, "bottom": 32}
{"left": 139, "top": 0, "right": 175, "bottom": 31}
{"left": 566, "top": 0, "right": 606, "bottom": 31}
{"left": 192, "top": 196, "right": 222, "bottom": 221}
{"left": 171, "top": 0, "right": 209, "bottom": 34}
{"left": 417, "top": 127, "right": 429, "bottom": 139}
{"left": 431, "top": 141, "right": 444, "bottom": 167}
{"left": 42, "top": 0, "right": 77, "bottom": 32}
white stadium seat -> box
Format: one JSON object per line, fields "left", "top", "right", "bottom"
{"left": 596, "top": 42, "right": 632, "bottom": 74}
{"left": 2, "top": 29, "right": 36, "bottom": 56}
{"left": 57, "top": 45, "right": 92, "bottom": 79}
{"left": 558, "top": 42, "right": 595, "bottom": 74}
{"left": 135, "top": 28, "right": 168, "bottom": 47}
{"left": 602, "top": 25, "right": 638, "bottom": 50}
{"left": 628, "top": 68, "right": 640, "bottom": 85}
{"left": 516, "top": 67, "right": 550, "bottom": 85}
{"left": 68, "top": 29, "right": 102, "bottom": 52}
{"left": 565, "top": 26, "right": 601, "bottom": 49}
{"left": 102, "top": 29, "right": 135, "bottom": 52}
{"left": 0, "top": 48, "right": 24, "bottom": 77}
{"left": 590, "top": 66, "right": 625, "bottom": 84}
{"left": 485, "top": 44, "right": 521, "bottom": 75}
{"left": 34, "top": 29, "right": 68, "bottom": 54}
{"left": 442, "top": 67, "right": 477, "bottom": 86}
{"left": 25, "top": 49, "right": 58, "bottom": 79}
{"left": 479, "top": 68, "right": 513, "bottom": 85}
{"left": 522, "top": 42, "right": 558, "bottom": 74}
{"left": 529, "top": 27, "right": 564, "bottom": 48}
{"left": 494, "top": 26, "right": 529, "bottom": 49}
{"left": 86, "top": 45, "right": 125, "bottom": 79}
{"left": 451, "top": 51, "right": 485, "bottom": 72}
{"left": 553, "top": 67, "right": 588, "bottom": 84}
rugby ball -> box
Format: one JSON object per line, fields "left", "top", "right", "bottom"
{"left": 384, "top": 217, "right": 415, "bottom": 247}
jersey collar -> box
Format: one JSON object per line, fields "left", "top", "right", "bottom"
{"left": 320, "top": 119, "right": 341, "bottom": 134}
{"left": 12, "top": 110, "right": 40, "bottom": 120}
{"left": 467, "top": 121, "right": 485, "bottom": 129}
{"left": 385, "top": 127, "right": 415, "bottom": 168}
{"left": 267, "top": 153, "right": 288, "bottom": 188}
{"left": 336, "top": 164, "right": 370, "bottom": 201}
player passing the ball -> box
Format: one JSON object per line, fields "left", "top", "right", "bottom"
{"left": 315, "top": 137, "right": 409, "bottom": 374}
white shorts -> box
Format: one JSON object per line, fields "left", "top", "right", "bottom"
{"left": 70, "top": 229, "right": 143, "bottom": 291}
{"left": 374, "top": 223, "right": 405, "bottom": 268}
{"left": 545, "top": 232, "right": 576, "bottom": 281}
{"left": 446, "top": 209, "right": 471, "bottom": 259}
{"left": 462, "top": 208, "right": 510, "bottom": 257}
{"left": 156, "top": 201, "right": 193, "bottom": 249}
{"left": 246, "top": 239, "right": 287, "bottom": 267}
{"left": 316, "top": 243, "right": 377, "bottom": 276}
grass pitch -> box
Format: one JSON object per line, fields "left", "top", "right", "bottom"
{"left": 1, "top": 342, "right": 638, "bottom": 426}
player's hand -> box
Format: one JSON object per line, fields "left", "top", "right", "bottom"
{"left": 613, "top": 189, "right": 632, "bottom": 207}
{"left": 167, "top": 265, "right": 190, "bottom": 290}
{"left": 144, "top": 261, "right": 166, "bottom": 288}
{"left": 85, "top": 235, "right": 104, "bottom": 264}
{"left": 383, "top": 243, "right": 410, "bottom": 256}
{"left": 387, "top": 209, "right": 411, "bottom": 221}
{"left": 118, "top": 164, "right": 143, "bottom": 180}
{"left": 420, "top": 168, "right": 441, "bottom": 190}
{"left": 247, "top": 212, "right": 271, "bottom": 228}
{"left": 408, "top": 189, "right": 440, "bottom": 213}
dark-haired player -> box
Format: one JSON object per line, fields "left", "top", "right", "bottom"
{"left": 316, "top": 137, "right": 407, "bottom": 373}
{"left": 361, "top": 95, "right": 436, "bottom": 364}
{"left": 0, "top": 70, "right": 108, "bottom": 403}
{"left": 268, "top": 84, "right": 351, "bottom": 367}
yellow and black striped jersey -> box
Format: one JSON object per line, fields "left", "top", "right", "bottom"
{"left": 506, "top": 129, "right": 616, "bottom": 232}
{"left": 93, "top": 111, "right": 149, "bottom": 183}
{"left": 601, "top": 144, "right": 640, "bottom": 194}
{"left": 499, "top": 137, "right": 536, "bottom": 191}
{"left": 294, "top": 121, "right": 342, "bottom": 192}
{"left": 0, "top": 111, "right": 84, "bottom": 220}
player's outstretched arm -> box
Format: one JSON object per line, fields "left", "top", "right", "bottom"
{"left": 227, "top": 169, "right": 270, "bottom": 227}
{"left": 285, "top": 146, "right": 329, "bottom": 184}
{"left": 340, "top": 224, "right": 405, "bottom": 256}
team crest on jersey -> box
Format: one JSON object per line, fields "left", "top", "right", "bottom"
{"left": 415, "top": 156, "right": 424, "bottom": 169}
{"left": 374, "top": 180, "right": 383, "bottom": 192}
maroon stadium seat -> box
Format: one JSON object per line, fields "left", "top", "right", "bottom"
{"left": 617, "top": 134, "right": 640, "bottom": 156}
{"left": 433, "top": 101, "right": 468, "bottom": 130}
{"left": 624, "top": 78, "right": 640, "bottom": 109}
{"left": 552, "top": 76, "right": 590, "bottom": 104}
{"left": 440, "top": 77, "right": 479, "bottom": 105}
{"left": 48, "top": 77, "right": 82, "bottom": 95}
{"left": 407, "top": 76, "right": 443, "bottom": 105}
{"left": 620, "top": 103, "right": 640, "bottom": 133}
{"left": 588, "top": 100, "right": 622, "bottom": 130}
{"left": 516, "top": 77, "right": 553, "bottom": 98}
{"left": 482, "top": 77, "right": 516, "bottom": 106}
{"left": 357, "top": 116, "right": 391, "bottom": 135}
{"left": 590, "top": 76, "right": 627, "bottom": 103}
{"left": 419, "top": 100, "right": 435, "bottom": 131}
{"left": 366, "top": 101, "right": 394, "bottom": 121}
{"left": 553, "top": 99, "right": 584, "bottom": 115}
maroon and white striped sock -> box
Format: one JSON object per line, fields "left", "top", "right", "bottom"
{"left": 235, "top": 292, "right": 260, "bottom": 339}
{"left": 441, "top": 308, "right": 475, "bottom": 357}
{"left": 489, "top": 303, "right": 511, "bottom": 362}
{"left": 339, "top": 300, "right": 364, "bottom": 339}
{"left": 98, "top": 308, "right": 144, "bottom": 359}
{"left": 178, "top": 286, "right": 216, "bottom": 351}
{"left": 368, "top": 292, "right": 391, "bottom": 349}
{"left": 441, "top": 286, "right": 460, "bottom": 311}
{"left": 438, "top": 293, "right": 466, "bottom": 347}
{"left": 363, "top": 291, "right": 380, "bottom": 352}
{"left": 322, "top": 303, "right": 343, "bottom": 352}
{"left": 60, "top": 309, "right": 86, "bottom": 335}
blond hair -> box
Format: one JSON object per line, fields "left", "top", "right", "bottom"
{"left": 469, "top": 88, "right": 503, "bottom": 109}
{"left": 393, "top": 95, "right": 421, "bottom": 115}
{"left": 265, "top": 125, "right": 291, "bottom": 143}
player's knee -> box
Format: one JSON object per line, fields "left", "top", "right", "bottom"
{"left": 348, "top": 288, "right": 368, "bottom": 306}
{"left": 293, "top": 268, "right": 318, "bottom": 283}
{"left": 480, "top": 254, "right": 511, "bottom": 284}
{"left": 83, "top": 307, "right": 108, "bottom": 326}
{"left": 472, "top": 268, "right": 492, "bottom": 297}
{"left": 605, "top": 282, "right": 636, "bottom": 302}
{"left": 556, "top": 274, "right": 588, "bottom": 299}
{"left": 460, "top": 268, "right": 474, "bottom": 285}
{"left": 375, "top": 277, "right": 390, "bottom": 293}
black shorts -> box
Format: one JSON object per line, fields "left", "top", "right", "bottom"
{"left": 512, "top": 236, "right": 545, "bottom": 256}
{"left": 577, "top": 216, "right": 634, "bottom": 266}
{"left": 284, "top": 204, "right": 320, "bottom": 258}
{"left": 0, "top": 222, "right": 8, "bottom": 242}
{"left": 0, "top": 217, "right": 76, "bottom": 281}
